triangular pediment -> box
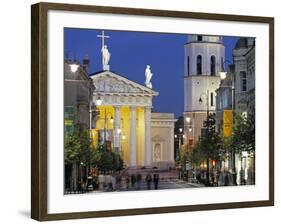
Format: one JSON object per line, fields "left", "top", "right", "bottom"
{"left": 90, "top": 71, "right": 158, "bottom": 96}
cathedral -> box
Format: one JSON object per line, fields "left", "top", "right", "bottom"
{"left": 87, "top": 33, "right": 176, "bottom": 169}
{"left": 183, "top": 35, "right": 225, "bottom": 145}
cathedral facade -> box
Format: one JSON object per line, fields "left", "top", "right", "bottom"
{"left": 90, "top": 70, "right": 176, "bottom": 168}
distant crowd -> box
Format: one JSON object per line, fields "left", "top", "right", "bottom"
{"left": 77, "top": 172, "right": 161, "bottom": 193}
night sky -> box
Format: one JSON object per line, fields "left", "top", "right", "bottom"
{"left": 64, "top": 28, "right": 239, "bottom": 117}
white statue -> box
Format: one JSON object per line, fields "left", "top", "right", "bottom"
{"left": 101, "top": 45, "right": 111, "bottom": 66}
{"left": 145, "top": 65, "right": 153, "bottom": 89}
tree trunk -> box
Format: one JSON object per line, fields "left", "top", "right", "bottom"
{"left": 72, "top": 162, "right": 77, "bottom": 192}
{"left": 206, "top": 158, "right": 210, "bottom": 186}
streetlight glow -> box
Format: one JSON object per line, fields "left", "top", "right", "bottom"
{"left": 70, "top": 63, "right": 79, "bottom": 73}
{"left": 220, "top": 71, "right": 227, "bottom": 80}
{"left": 95, "top": 96, "right": 102, "bottom": 106}
{"left": 186, "top": 117, "right": 191, "bottom": 123}
{"left": 117, "top": 128, "right": 122, "bottom": 134}
{"left": 179, "top": 128, "right": 183, "bottom": 133}
{"left": 174, "top": 134, "right": 177, "bottom": 138}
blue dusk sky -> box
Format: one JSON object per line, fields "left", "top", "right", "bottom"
{"left": 64, "top": 28, "right": 239, "bottom": 117}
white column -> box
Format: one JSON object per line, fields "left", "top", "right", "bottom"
{"left": 113, "top": 106, "right": 121, "bottom": 154}
{"left": 170, "top": 127, "right": 175, "bottom": 161}
{"left": 130, "top": 106, "right": 137, "bottom": 167}
{"left": 144, "top": 106, "right": 152, "bottom": 166}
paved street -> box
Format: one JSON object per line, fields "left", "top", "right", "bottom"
{"left": 84, "top": 179, "right": 204, "bottom": 194}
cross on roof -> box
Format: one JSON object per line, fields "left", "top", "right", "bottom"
{"left": 97, "top": 31, "right": 110, "bottom": 48}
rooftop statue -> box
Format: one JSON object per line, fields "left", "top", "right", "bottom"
{"left": 145, "top": 65, "right": 153, "bottom": 89}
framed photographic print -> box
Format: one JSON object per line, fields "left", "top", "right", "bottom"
{"left": 31, "top": 2, "right": 274, "bottom": 221}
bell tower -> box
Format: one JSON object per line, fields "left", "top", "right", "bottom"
{"left": 183, "top": 35, "right": 225, "bottom": 144}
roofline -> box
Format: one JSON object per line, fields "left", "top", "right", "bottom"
{"left": 89, "top": 70, "right": 159, "bottom": 95}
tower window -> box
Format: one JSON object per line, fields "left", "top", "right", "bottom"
{"left": 210, "top": 92, "right": 214, "bottom": 106}
{"left": 197, "top": 55, "right": 202, "bottom": 75}
{"left": 187, "top": 56, "right": 190, "bottom": 75}
{"left": 210, "top": 56, "right": 216, "bottom": 75}
{"left": 197, "top": 35, "right": 203, "bottom": 41}
{"left": 241, "top": 72, "right": 247, "bottom": 92}
{"left": 221, "top": 57, "right": 224, "bottom": 71}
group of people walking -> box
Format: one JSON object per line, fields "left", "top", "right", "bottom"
{"left": 91, "top": 172, "right": 160, "bottom": 192}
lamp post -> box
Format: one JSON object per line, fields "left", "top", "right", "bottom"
{"left": 198, "top": 90, "right": 210, "bottom": 185}
{"left": 185, "top": 117, "right": 195, "bottom": 147}
{"left": 94, "top": 97, "right": 114, "bottom": 146}
{"left": 220, "top": 62, "right": 237, "bottom": 185}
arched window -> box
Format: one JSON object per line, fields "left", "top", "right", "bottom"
{"left": 210, "top": 55, "right": 216, "bottom": 75}
{"left": 187, "top": 56, "right": 190, "bottom": 76}
{"left": 197, "top": 55, "right": 202, "bottom": 75}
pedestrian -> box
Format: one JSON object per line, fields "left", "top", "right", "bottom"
{"left": 196, "top": 171, "right": 201, "bottom": 184}
{"left": 115, "top": 174, "right": 121, "bottom": 191}
{"left": 211, "top": 172, "right": 215, "bottom": 186}
{"left": 145, "top": 174, "right": 152, "bottom": 190}
{"left": 136, "top": 173, "right": 142, "bottom": 190}
{"left": 111, "top": 174, "right": 116, "bottom": 190}
{"left": 131, "top": 174, "right": 136, "bottom": 188}
{"left": 105, "top": 172, "right": 112, "bottom": 191}
{"left": 153, "top": 173, "right": 159, "bottom": 189}
{"left": 224, "top": 171, "right": 229, "bottom": 186}
{"left": 126, "top": 175, "right": 130, "bottom": 190}
{"left": 98, "top": 172, "right": 105, "bottom": 191}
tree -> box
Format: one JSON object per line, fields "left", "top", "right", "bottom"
{"left": 190, "top": 141, "right": 205, "bottom": 167}
{"left": 231, "top": 112, "right": 255, "bottom": 184}
{"left": 92, "top": 144, "right": 124, "bottom": 173}
{"left": 198, "top": 113, "right": 222, "bottom": 185}
{"left": 64, "top": 124, "right": 94, "bottom": 191}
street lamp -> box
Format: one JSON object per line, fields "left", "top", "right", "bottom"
{"left": 95, "top": 96, "right": 102, "bottom": 106}
{"left": 94, "top": 100, "right": 114, "bottom": 145}
{"left": 185, "top": 116, "right": 195, "bottom": 147}
{"left": 70, "top": 62, "right": 80, "bottom": 73}
{"left": 198, "top": 90, "right": 211, "bottom": 185}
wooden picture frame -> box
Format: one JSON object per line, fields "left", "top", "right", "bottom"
{"left": 31, "top": 2, "right": 274, "bottom": 221}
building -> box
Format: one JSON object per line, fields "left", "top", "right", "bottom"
{"left": 90, "top": 70, "right": 176, "bottom": 168}
{"left": 232, "top": 37, "right": 255, "bottom": 184}
{"left": 151, "top": 113, "right": 176, "bottom": 169}
{"left": 183, "top": 35, "right": 225, "bottom": 144}
{"left": 232, "top": 37, "right": 255, "bottom": 115}
{"left": 64, "top": 59, "right": 95, "bottom": 134}
{"left": 215, "top": 37, "right": 256, "bottom": 184}
{"left": 215, "top": 64, "right": 235, "bottom": 133}
{"left": 64, "top": 58, "right": 95, "bottom": 192}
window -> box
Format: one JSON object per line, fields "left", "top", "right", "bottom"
{"left": 197, "top": 55, "right": 202, "bottom": 75}
{"left": 197, "top": 35, "right": 203, "bottom": 41}
{"left": 210, "top": 92, "right": 214, "bottom": 106}
{"left": 210, "top": 56, "right": 216, "bottom": 75}
{"left": 187, "top": 56, "right": 190, "bottom": 75}
{"left": 241, "top": 72, "right": 247, "bottom": 92}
